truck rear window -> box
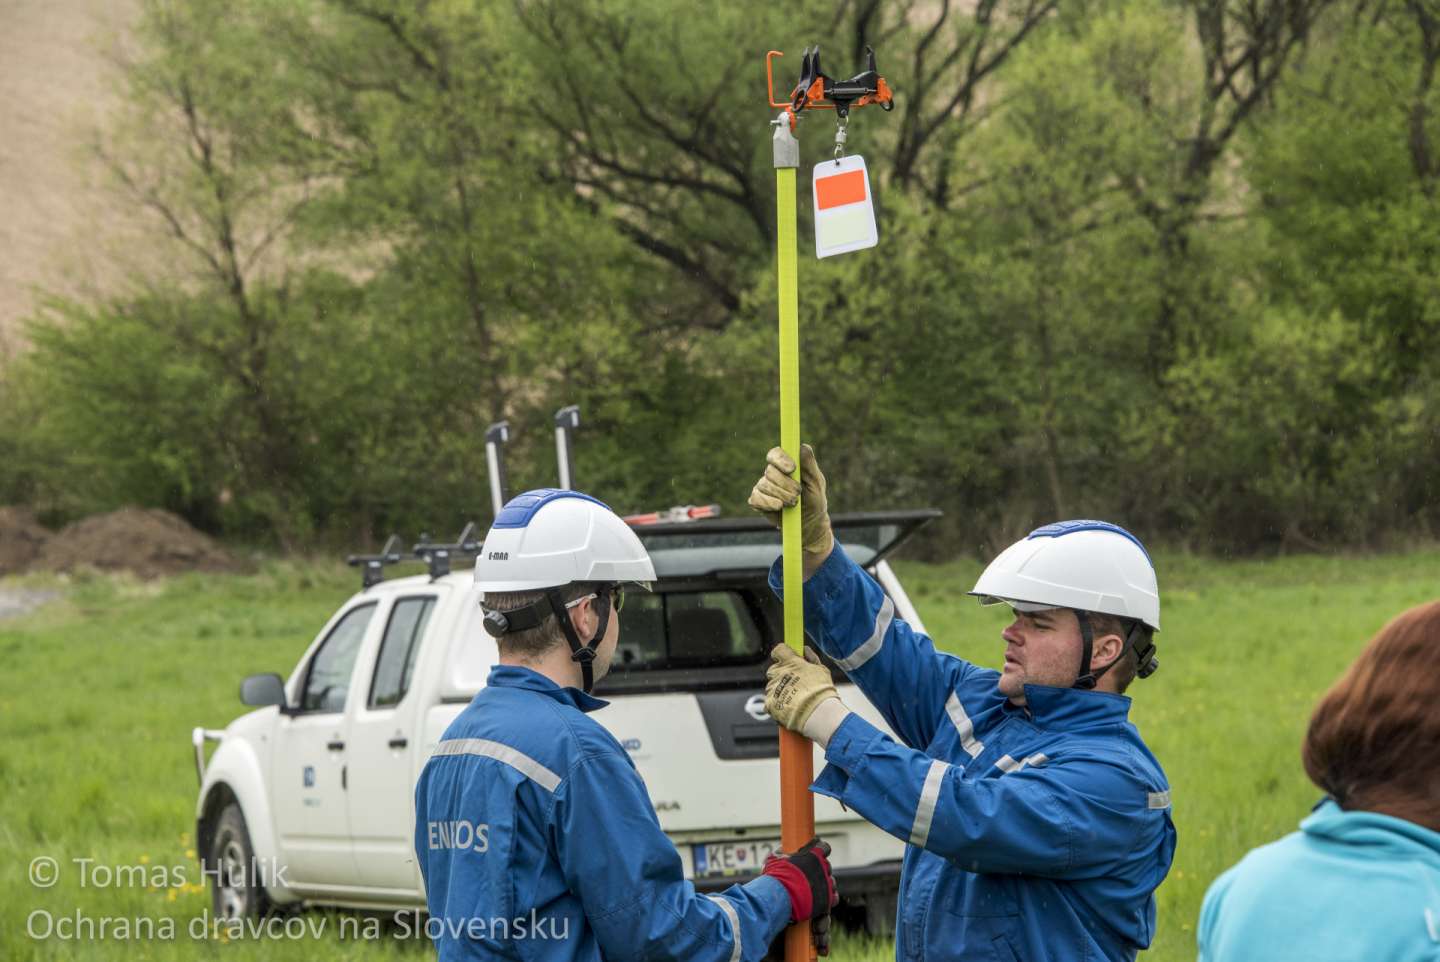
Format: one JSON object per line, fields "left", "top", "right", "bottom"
{"left": 596, "top": 578, "right": 872, "bottom": 695}
{"left": 615, "top": 589, "right": 765, "bottom": 670}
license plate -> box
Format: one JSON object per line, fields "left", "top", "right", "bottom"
{"left": 692, "top": 838, "right": 781, "bottom": 877}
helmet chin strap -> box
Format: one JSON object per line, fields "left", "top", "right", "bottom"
{"left": 1073, "top": 610, "right": 1159, "bottom": 690}
{"left": 1073, "top": 610, "right": 1099, "bottom": 691}
{"left": 545, "top": 588, "right": 612, "bottom": 694}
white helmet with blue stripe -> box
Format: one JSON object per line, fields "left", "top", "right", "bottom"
{"left": 971, "top": 521, "right": 1160, "bottom": 688}
{"left": 969, "top": 520, "right": 1160, "bottom": 631}
{"left": 474, "top": 488, "right": 656, "bottom": 594}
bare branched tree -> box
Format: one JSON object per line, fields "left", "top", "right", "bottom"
{"left": 1405, "top": 0, "right": 1440, "bottom": 187}
{"left": 95, "top": 3, "right": 321, "bottom": 538}
{"left": 1131, "top": 0, "right": 1338, "bottom": 377}
{"left": 868, "top": 0, "right": 1060, "bottom": 204}
{"left": 513, "top": 0, "right": 1061, "bottom": 324}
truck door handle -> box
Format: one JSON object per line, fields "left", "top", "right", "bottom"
{"left": 326, "top": 740, "right": 346, "bottom": 751}
{"left": 388, "top": 737, "right": 408, "bottom": 749}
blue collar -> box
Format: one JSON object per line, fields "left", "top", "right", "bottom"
{"left": 486, "top": 664, "right": 609, "bottom": 713}
{"left": 1012, "top": 683, "right": 1132, "bottom": 730}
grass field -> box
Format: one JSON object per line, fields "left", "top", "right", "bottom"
{"left": 2, "top": 548, "right": 1436, "bottom": 961}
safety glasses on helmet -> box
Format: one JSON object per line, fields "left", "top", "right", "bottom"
{"left": 562, "top": 584, "right": 626, "bottom": 614}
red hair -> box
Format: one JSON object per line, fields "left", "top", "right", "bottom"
{"left": 1302, "top": 600, "right": 1440, "bottom": 831}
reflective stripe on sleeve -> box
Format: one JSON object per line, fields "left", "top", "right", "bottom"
{"left": 994, "top": 752, "right": 1048, "bottom": 774}
{"left": 432, "top": 738, "right": 562, "bottom": 792}
{"left": 705, "top": 895, "right": 742, "bottom": 962}
{"left": 835, "top": 596, "right": 895, "bottom": 672}
{"left": 944, "top": 693, "right": 985, "bottom": 758}
{"left": 1147, "top": 790, "right": 1171, "bottom": 810}
{"left": 909, "top": 759, "right": 950, "bottom": 848}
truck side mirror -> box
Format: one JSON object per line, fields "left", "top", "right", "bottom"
{"left": 240, "top": 673, "right": 288, "bottom": 708}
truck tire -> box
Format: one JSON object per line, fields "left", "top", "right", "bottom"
{"left": 209, "top": 802, "right": 270, "bottom": 921}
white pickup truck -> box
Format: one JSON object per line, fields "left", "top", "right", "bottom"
{"left": 191, "top": 511, "right": 939, "bottom": 935}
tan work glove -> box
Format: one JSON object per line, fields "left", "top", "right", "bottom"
{"left": 765, "top": 645, "right": 851, "bottom": 748}
{"left": 748, "top": 444, "right": 835, "bottom": 579}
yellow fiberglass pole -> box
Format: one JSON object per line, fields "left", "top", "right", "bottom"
{"left": 773, "top": 110, "right": 816, "bottom": 962}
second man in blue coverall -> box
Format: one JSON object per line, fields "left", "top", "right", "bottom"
{"left": 750, "top": 446, "right": 1177, "bottom": 961}
{"left": 414, "top": 488, "right": 838, "bottom": 960}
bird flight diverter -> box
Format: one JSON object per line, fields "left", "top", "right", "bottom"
{"left": 766, "top": 46, "right": 894, "bottom": 129}
{"left": 767, "top": 46, "right": 892, "bottom": 260}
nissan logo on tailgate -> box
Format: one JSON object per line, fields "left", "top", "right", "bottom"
{"left": 744, "top": 694, "right": 770, "bottom": 722}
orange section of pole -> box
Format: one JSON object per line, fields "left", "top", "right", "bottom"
{"left": 780, "top": 730, "right": 816, "bottom": 961}
{"left": 773, "top": 110, "right": 816, "bottom": 962}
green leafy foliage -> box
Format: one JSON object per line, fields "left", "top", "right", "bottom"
{"left": 2, "top": 0, "right": 1438, "bottom": 553}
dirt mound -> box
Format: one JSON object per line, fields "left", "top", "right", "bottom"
{"left": 37, "top": 507, "right": 242, "bottom": 579}
{"left": 0, "top": 506, "right": 51, "bottom": 576}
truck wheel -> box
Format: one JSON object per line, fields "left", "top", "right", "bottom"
{"left": 209, "top": 802, "right": 270, "bottom": 921}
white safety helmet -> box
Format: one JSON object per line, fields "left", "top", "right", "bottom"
{"left": 474, "top": 489, "right": 655, "bottom": 694}
{"left": 970, "top": 520, "right": 1160, "bottom": 687}
{"left": 970, "top": 520, "right": 1159, "bottom": 630}
{"left": 473, "top": 489, "right": 656, "bottom": 593}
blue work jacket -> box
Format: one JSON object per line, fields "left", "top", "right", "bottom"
{"left": 772, "top": 548, "right": 1176, "bottom": 962}
{"left": 414, "top": 665, "right": 791, "bottom": 960}
{"left": 1199, "top": 798, "right": 1440, "bottom": 961}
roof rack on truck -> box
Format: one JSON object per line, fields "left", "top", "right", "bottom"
{"left": 413, "top": 523, "right": 482, "bottom": 580}
{"left": 345, "top": 535, "right": 404, "bottom": 590}
{"left": 345, "top": 404, "right": 588, "bottom": 588}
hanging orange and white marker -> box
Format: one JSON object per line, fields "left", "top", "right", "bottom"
{"left": 813, "top": 154, "right": 877, "bottom": 258}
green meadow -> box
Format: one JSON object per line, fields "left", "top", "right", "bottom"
{"left": 2, "top": 549, "right": 1436, "bottom": 961}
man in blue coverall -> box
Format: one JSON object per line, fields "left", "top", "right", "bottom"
{"left": 413, "top": 488, "right": 838, "bottom": 960}
{"left": 749, "top": 447, "right": 1177, "bottom": 961}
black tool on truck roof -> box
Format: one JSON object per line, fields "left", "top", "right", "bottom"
{"left": 413, "top": 522, "right": 482, "bottom": 581}
{"left": 485, "top": 404, "right": 583, "bottom": 519}
{"left": 484, "top": 421, "right": 511, "bottom": 518}
{"left": 554, "top": 405, "right": 580, "bottom": 491}
{"left": 346, "top": 535, "right": 404, "bottom": 589}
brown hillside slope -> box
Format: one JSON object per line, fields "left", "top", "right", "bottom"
{"left": 0, "top": 0, "right": 139, "bottom": 348}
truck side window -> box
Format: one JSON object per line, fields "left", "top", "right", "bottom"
{"left": 369, "top": 597, "right": 435, "bottom": 709}
{"left": 301, "top": 603, "right": 376, "bottom": 713}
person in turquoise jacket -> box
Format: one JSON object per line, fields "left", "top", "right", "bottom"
{"left": 1198, "top": 600, "right": 1440, "bottom": 961}
{"left": 749, "top": 446, "right": 1177, "bottom": 961}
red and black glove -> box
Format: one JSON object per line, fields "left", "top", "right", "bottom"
{"left": 761, "top": 837, "right": 840, "bottom": 955}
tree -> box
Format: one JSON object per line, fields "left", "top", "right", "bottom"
{"left": 84, "top": 0, "right": 336, "bottom": 537}
{"left": 1128, "top": 0, "right": 1338, "bottom": 378}
{"left": 1247, "top": 0, "right": 1440, "bottom": 375}
{"left": 510, "top": 0, "right": 1064, "bottom": 324}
